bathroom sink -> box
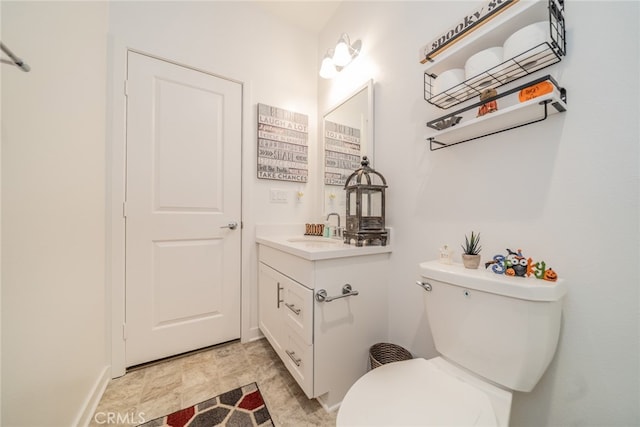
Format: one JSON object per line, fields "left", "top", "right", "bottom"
{"left": 286, "top": 237, "right": 341, "bottom": 247}
{"left": 256, "top": 234, "right": 391, "bottom": 261}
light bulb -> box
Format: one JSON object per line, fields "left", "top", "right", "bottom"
{"left": 333, "top": 39, "right": 352, "bottom": 67}
{"left": 319, "top": 54, "right": 338, "bottom": 79}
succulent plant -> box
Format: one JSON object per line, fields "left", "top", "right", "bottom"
{"left": 461, "top": 231, "right": 482, "bottom": 255}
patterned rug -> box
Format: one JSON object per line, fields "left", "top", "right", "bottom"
{"left": 138, "top": 383, "right": 274, "bottom": 427}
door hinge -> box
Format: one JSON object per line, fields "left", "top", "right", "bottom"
{"left": 122, "top": 201, "right": 127, "bottom": 218}
{"left": 124, "top": 80, "right": 129, "bottom": 97}
{"left": 122, "top": 323, "right": 127, "bottom": 340}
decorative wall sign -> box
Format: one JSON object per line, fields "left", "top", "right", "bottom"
{"left": 419, "top": 0, "right": 519, "bottom": 63}
{"left": 257, "top": 103, "right": 309, "bottom": 182}
{"left": 324, "top": 121, "right": 361, "bottom": 186}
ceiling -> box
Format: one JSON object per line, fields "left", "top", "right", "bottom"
{"left": 257, "top": 1, "right": 342, "bottom": 33}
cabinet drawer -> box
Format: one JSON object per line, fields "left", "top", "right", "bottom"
{"left": 282, "top": 278, "right": 313, "bottom": 345}
{"left": 282, "top": 326, "right": 313, "bottom": 398}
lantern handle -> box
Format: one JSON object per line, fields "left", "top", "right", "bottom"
{"left": 344, "top": 155, "right": 387, "bottom": 188}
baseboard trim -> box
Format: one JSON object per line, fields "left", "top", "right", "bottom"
{"left": 74, "top": 365, "right": 110, "bottom": 427}
{"left": 316, "top": 393, "right": 341, "bottom": 413}
{"left": 241, "top": 326, "right": 263, "bottom": 343}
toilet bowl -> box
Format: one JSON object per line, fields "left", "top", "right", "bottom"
{"left": 337, "top": 357, "right": 511, "bottom": 427}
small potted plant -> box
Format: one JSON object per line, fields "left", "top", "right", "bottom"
{"left": 461, "top": 231, "right": 482, "bottom": 269}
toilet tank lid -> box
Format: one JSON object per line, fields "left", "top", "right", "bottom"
{"left": 420, "top": 260, "right": 567, "bottom": 301}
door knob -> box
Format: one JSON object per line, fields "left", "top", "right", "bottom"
{"left": 220, "top": 221, "right": 238, "bottom": 230}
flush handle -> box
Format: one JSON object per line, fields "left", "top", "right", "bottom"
{"left": 416, "top": 281, "right": 432, "bottom": 291}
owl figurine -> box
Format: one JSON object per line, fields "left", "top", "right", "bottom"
{"left": 504, "top": 248, "right": 528, "bottom": 277}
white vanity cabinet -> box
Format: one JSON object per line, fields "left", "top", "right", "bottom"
{"left": 257, "top": 242, "right": 390, "bottom": 410}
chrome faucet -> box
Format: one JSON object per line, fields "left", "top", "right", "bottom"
{"left": 326, "top": 212, "right": 342, "bottom": 238}
{"left": 326, "top": 212, "right": 341, "bottom": 227}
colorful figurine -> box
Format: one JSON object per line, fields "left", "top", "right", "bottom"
{"left": 504, "top": 248, "right": 528, "bottom": 277}
{"left": 477, "top": 88, "right": 498, "bottom": 117}
{"left": 484, "top": 254, "right": 505, "bottom": 274}
{"left": 543, "top": 269, "right": 558, "bottom": 282}
{"left": 529, "top": 260, "right": 548, "bottom": 279}
{"left": 485, "top": 248, "right": 559, "bottom": 282}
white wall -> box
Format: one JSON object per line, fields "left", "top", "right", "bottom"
{"left": 319, "top": 1, "right": 639, "bottom": 426}
{"left": 2, "top": 1, "right": 321, "bottom": 423}
{"left": 2, "top": 0, "right": 320, "bottom": 422}
{"left": 1, "top": 2, "right": 109, "bottom": 426}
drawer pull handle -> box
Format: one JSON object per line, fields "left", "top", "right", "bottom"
{"left": 285, "top": 303, "right": 301, "bottom": 315}
{"left": 315, "top": 284, "right": 359, "bottom": 303}
{"left": 285, "top": 350, "right": 302, "bottom": 366}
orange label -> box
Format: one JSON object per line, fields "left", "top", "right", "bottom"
{"left": 519, "top": 81, "right": 553, "bottom": 102}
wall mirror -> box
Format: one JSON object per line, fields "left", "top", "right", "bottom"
{"left": 322, "top": 79, "right": 374, "bottom": 218}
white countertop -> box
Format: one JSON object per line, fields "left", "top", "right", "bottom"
{"left": 256, "top": 235, "right": 392, "bottom": 261}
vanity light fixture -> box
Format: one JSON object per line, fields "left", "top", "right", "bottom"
{"left": 319, "top": 33, "right": 362, "bottom": 79}
{"left": 319, "top": 49, "right": 339, "bottom": 79}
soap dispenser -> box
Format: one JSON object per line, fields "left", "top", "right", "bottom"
{"left": 323, "top": 221, "right": 331, "bottom": 238}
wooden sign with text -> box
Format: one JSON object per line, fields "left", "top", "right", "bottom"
{"left": 419, "top": 0, "right": 519, "bottom": 64}
{"left": 257, "top": 103, "right": 309, "bottom": 183}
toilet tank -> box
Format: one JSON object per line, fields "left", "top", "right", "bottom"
{"left": 419, "top": 260, "right": 567, "bottom": 392}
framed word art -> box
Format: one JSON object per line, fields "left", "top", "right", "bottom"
{"left": 257, "top": 103, "right": 309, "bottom": 183}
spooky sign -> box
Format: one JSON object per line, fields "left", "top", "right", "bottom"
{"left": 419, "top": 0, "right": 519, "bottom": 63}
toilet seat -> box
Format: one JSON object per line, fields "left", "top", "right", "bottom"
{"left": 337, "top": 357, "right": 512, "bottom": 427}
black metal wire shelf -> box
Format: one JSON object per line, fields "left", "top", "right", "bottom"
{"left": 424, "top": 0, "right": 566, "bottom": 110}
{"left": 426, "top": 75, "right": 567, "bottom": 151}
{"left": 424, "top": 42, "right": 561, "bottom": 110}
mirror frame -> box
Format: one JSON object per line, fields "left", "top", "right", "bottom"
{"left": 321, "top": 79, "right": 374, "bottom": 217}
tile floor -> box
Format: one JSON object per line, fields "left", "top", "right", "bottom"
{"left": 90, "top": 339, "right": 337, "bottom": 427}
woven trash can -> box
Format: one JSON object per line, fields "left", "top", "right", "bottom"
{"left": 369, "top": 342, "right": 412, "bottom": 370}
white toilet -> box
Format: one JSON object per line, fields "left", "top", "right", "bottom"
{"left": 338, "top": 260, "right": 567, "bottom": 426}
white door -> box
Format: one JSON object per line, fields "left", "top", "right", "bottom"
{"left": 125, "top": 51, "right": 242, "bottom": 367}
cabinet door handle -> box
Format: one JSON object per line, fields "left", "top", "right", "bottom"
{"left": 285, "top": 303, "right": 301, "bottom": 315}
{"left": 285, "top": 350, "right": 302, "bottom": 366}
{"left": 315, "top": 284, "right": 359, "bottom": 303}
{"left": 277, "top": 283, "right": 284, "bottom": 308}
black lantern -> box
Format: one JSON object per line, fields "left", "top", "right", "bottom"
{"left": 343, "top": 156, "right": 388, "bottom": 247}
